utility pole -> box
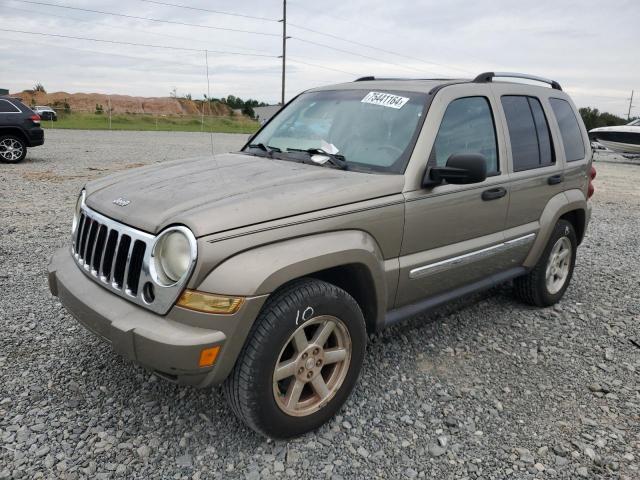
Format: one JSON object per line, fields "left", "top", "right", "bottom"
{"left": 627, "top": 90, "right": 634, "bottom": 120}
{"left": 279, "top": 0, "right": 289, "bottom": 106}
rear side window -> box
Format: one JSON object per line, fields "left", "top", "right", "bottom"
{"left": 0, "top": 99, "right": 21, "bottom": 113}
{"left": 549, "top": 98, "right": 585, "bottom": 161}
{"left": 430, "top": 96, "right": 499, "bottom": 174}
{"left": 501, "top": 96, "right": 555, "bottom": 172}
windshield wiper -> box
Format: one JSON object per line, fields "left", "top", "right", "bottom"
{"left": 247, "top": 143, "right": 282, "bottom": 153}
{"left": 285, "top": 147, "right": 348, "bottom": 170}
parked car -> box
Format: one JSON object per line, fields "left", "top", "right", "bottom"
{"left": 0, "top": 96, "right": 44, "bottom": 163}
{"left": 33, "top": 105, "right": 57, "bottom": 121}
{"left": 48, "top": 72, "right": 595, "bottom": 438}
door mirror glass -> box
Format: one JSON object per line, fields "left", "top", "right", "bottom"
{"left": 424, "top": 153, "right": 488, "bottom": 186}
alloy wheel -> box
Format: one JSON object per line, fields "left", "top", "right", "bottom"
{"left": 0, "top": 138, "right": 24, "bottom": 162}
{"left": 545, "top": 236, "right": 572, "bottom": 294}
{"left": 273, "top": 315, "right": 351, "bottom": 417}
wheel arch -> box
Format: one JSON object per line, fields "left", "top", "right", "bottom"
{"left": 559, "top": 209, "right": 586, "bottom": 245}
{"left": 523, "top": 189, "right": 588, "bottom": 268}
{"left": 0, "top": 127, "right": 28, "bottom": 144}
{"left": 196, "top": 230, "right": 388, "bottom": 332}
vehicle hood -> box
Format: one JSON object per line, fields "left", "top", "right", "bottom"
{"left": 85, "top": 153, "right": 404, "bottom": 237}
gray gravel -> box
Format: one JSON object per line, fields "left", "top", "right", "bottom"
{"left": 1, "top": 130, "right": 639, "bottom": 479}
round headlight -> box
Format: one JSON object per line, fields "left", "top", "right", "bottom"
{"left": 152, "top": 227, "right": 196, "bottom": 285}
{"left": 72, "top": 189, "right": 85, "bottom": 234}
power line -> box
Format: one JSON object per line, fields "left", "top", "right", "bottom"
{"left": 0, "top": 30, "right": 354, "bottom": 79}
{"left": 290, "top": 36, "right": 438, "bottom": 76}
{"left": 138, "top": 0, "right": 279, "bottom": 22}
{"left": 126, "top": 0, "right": 467, "bottom": 76}
{"left": 12, "top": 0, "right": 281, "bottom": 37}
{"left": 0, "top": 28, "right": 281, "bottom": 57}
{"left": 288, "top": 57, "right": 357, "bottom": 76}
{"left": 0, "top": 34, "right": 212, "bottom": 70}
{"left": 287, "top": 23, "right": 471, "bottom": 75}
{"left": 4, "top": 3, "right": 276, "bottom": 55}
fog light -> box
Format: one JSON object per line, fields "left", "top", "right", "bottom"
{"left": 199, "top": 346, "right": 220, "bottom": 367}
{"left": 177, "top": 290, "right": 243, "bottom": 314}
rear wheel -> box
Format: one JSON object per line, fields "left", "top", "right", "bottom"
{"left": 0, "top": 135, "right": 27, "bottom": 163}
{"left": 514, "top": 219, "right": 577, "bottom": 306}
{"left": 224, "top": 279, "right": 366, "bottom": 438}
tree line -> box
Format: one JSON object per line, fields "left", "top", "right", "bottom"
{"left": 579, "top": 107, "right": 636, "bottom": 131}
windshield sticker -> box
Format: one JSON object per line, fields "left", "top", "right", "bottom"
{"left": 361, "top": 91, "right": 410, "bottom": 109}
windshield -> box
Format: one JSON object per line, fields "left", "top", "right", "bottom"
{"left": 629, "top": 119, "right": 640, "bottom": 126}
{"left": 245, "top": 89, "right": 428, "bottom": 173}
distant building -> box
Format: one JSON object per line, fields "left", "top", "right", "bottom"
{"left": 254, "top": 105, "right": 281, "bottom": 125}
{"left": 0, "top": 88, "right": 9, "bottom": 95}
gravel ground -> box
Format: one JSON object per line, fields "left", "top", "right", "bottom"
{"left": 1, "top": 130, "right": 638, "bottom": 479}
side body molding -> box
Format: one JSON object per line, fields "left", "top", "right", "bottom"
{"left": 197, "top": 230, "right": 388, "bottom": 327}
{"left": 523, "top": 189, "right": 588, "bottom": 268}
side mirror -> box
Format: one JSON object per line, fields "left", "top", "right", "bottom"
{"left": 423, "top": 153, "right": 488, "bottom": 187}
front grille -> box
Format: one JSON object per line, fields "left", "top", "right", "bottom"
{"left": 70, "top": 203, "right": 195, "bottom": 315}
{"left": 74, "top": 212, "right": 149, "bottom": 297}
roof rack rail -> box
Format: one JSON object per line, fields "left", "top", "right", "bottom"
{"left": 473, "top": 72, "right": 562, "bottom": 90}
{"left": 354, "top": 76, "right": 459, "bottom": 82}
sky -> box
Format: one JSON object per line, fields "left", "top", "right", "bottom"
{"left": 1, "top": 0, "right": 638, "bottom": 117}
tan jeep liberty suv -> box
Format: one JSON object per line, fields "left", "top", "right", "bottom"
{"left": 48, "top": 72, "right": 595, "bottom": 438}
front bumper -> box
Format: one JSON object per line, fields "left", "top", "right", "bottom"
{"left": 48, "top": 247, "right": 267, "bottom": 387}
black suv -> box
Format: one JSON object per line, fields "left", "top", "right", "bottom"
{"left": 0, "top": 96, "right": 45, "bottom": 163}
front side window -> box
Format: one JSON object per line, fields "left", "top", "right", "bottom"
{"left": 501, "top": 96, "right": 555, "bottom": 171}
{"left": 429, "top": 96, "right": 499, "bottom": 174}
{"left": 549, "top": 98, "right": 585, "bottom": 162}
{"left": 247, "top": 89, "right": 428, "bottom": 173}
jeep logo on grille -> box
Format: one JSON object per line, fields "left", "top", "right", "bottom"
{"left": 113, "top": 197, "right": 130, "bottom": 207}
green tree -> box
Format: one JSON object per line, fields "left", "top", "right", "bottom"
{"left": 579, "top": 107, "right": 629, "bottom": 131}
{"left": 242, "top": 104, "right": 255, "bottom": 118}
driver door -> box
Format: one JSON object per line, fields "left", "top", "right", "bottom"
{"left": 396, "top": 84, "right": 518, "bottom": 307}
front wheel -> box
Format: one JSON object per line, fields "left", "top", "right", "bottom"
{"left": 0, "top": 135, "right": 27, "bottom": 163}
{"left": 224, "top": 279, "right": 367, "bottom": 438}
{"left": 514, "top": 219, "right": 577, "bottom": 307}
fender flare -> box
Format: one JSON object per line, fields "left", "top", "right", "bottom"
{"left": 524, "top": 189, "right": 587, "bottom": 267}
{"left": 197, "top": 230, "right": 388, "bottom": 325}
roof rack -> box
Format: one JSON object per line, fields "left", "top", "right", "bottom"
{"left": 354, "top": 76, "right": 458, "bottom": 82}
{"left": 473, "top": 72, "right": 562, "bottom": 90}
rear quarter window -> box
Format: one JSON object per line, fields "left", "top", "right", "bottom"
{"left": 549, "top": 98, "right": 585, "bottom": 162}
{"left": 0, "top": 99, "right": 21, "bottom": 113}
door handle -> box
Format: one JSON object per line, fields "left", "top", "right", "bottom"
{"left": 481, "top": 187, "right": 507, "bottom": 201}
{"left": 547, "top": 174, "right": 564, "bottom": 185}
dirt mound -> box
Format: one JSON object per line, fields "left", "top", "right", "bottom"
{"left": 14, "top": 90, "right": 234, "bottom": 116}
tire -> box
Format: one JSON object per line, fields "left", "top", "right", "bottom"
{"left": 0, "top": 135, "right": 27, "bottom": 163}
{"left": 224, "top": 278, "right": 367, "bottom": 438}
{"left": 514, "top": 219, "right": 577, "bottom": 307}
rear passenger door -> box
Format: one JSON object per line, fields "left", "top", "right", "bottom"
{"left": 491, "top": 85, "right": 564, "bottom": 254}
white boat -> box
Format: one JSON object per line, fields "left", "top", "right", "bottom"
{"left": 589, "top": 119, "right": 640, "bottom": 154}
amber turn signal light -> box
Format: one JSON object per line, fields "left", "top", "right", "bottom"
{"left": 177, "top": 290, "right": 244, "bottom": 314}
{"left": 199, "top": 346, "right": 220, "bottom": 367}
